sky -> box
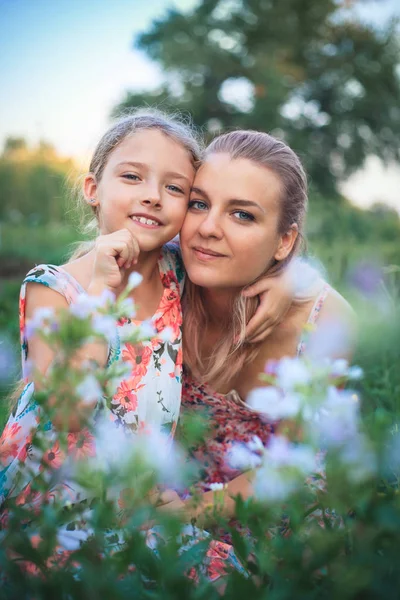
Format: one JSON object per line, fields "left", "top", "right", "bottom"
{"left": 1, "top": 0, "right": 399, "bottom": 212}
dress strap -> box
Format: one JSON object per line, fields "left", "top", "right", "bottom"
{"left": 158, "top": 242, "right": 185, "bottom": 296}
{"left": 296, "top": 284, "right": 331, "bottom": 357}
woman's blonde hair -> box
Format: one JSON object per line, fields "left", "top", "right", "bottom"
{"left": 70, "top": 108, "right": 203, "bottom": 260}
{"left": 182, "top": 130, "right": 308, "bottom": 391}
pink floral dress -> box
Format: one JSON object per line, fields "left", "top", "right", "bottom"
{"left": 0, "top": 242, "right": 184, "bottom": 508}
{"left": 181, "top": 285, "right": 331, "bottom": 493}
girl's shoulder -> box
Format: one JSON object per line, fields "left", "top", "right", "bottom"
{"left": 21, "top": 264, "right": 84, "bottom": 304}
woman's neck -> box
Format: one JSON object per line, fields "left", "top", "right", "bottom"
{"left": 202, "top": 286, "right": 239, "bottom": 326}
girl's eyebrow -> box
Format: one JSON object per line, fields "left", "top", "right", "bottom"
{"left": 165, "top": 171, "right": 191, "bottom": 183}
{"left": 191, "top": 186, "right": 265, "bottom": 213}
{"left": 115, "top": 161, "right": 146, "bottom": 170}
{"left": 115, "top": 162, "right": 190, "bottom": 183}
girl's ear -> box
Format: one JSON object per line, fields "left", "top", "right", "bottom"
{"left": 274, "top": 224, "right": 299, "bottom": 262}
{"left": 83, "top": 174, "right": 99, "bottom": 207}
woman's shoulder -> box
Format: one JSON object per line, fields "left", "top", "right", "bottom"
{"left": 320, "top": 285, "right": 355, "bottom": 325}
{"left": 305, "top": 284, "right": 356, "bottom": 360}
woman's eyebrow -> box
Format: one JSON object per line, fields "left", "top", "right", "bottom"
{"left": 191, "top": 186, "right": 208, "bottom": 197}
{"left": 227, "top": 199, "right": 266, "bottom": 214}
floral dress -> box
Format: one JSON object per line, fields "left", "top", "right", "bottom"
{"left": 0, "top": 242, "right": 184, "bottom": 509}
{"left": 181, "top": 284, "right": 331, "bottom": 492}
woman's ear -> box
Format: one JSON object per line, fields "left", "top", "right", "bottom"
{"left": 83, "top": 174, "right": 99, "bottom": 207}
{"left": 274, "top": 224, "right": 299, "bottom": 262}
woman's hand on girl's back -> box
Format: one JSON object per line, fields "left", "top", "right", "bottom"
{"left": 89, "top": 229, "right": 140, "bottom": 293}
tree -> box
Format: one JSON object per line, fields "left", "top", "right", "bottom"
{"left": 114, "top": 0, "right": 400, "bottom": 193}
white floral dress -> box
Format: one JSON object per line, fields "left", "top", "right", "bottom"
{"left": 0, "top": 242, "right": 185, "bottom": 508}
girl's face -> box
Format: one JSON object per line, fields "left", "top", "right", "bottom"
{"left": 85, "top": 129, "right": 195, "bottom": 252}
{"left": 180, "top": 152, "right": 297, "bottom": 291}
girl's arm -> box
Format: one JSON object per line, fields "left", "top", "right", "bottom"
{"left": 243, "top": 258, "right": 323, "bottom": 343}
{"left": 25, "top": 283, "right": 110, "bottom": 432}
{"left": 26, "top": 228, "right": 140, "bottom": 431}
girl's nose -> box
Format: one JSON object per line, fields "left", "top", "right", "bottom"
{"left": 140, "top": 183, "right": 162, "bottom": 208}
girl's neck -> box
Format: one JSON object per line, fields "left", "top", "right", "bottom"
{"left": 117, "top": 248, "right": 161, "bottom": 295}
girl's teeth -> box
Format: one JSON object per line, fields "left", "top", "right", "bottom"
{"left": 132, "top": 216, "right": 159, "bottom": 225}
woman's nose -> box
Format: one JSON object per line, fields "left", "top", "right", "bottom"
{"left": 197, "top": 212, "right": 223, "bottom": 239}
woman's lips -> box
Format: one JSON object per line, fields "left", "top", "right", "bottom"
{"left": 192, "top": 247, "right": 227, "bottom": 261}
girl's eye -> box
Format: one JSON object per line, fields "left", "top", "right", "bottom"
{"left": 167, "top": 184, "right": 184, "bottom": 194}
{"left": 188, "top": 199, "right": 208, "bottom": 211}
{"left": 122, "top": 173, "right": 140, "bottom": 181}
{"left": 232, "top": 210, "right": 255, "bottom": 222}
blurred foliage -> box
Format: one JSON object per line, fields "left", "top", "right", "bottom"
{"left": 115, "top": 0, "right": 400, "bottom": 193}
{"left": 0, "top": 137, "right": 77, "bottom": 224}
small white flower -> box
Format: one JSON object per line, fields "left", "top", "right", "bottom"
{"left": 267, "top": 436, "right": 316, "bottom": 474}
{"left": 254, "top": 466, "right": 297, "bottom": 502}
{"left": 76, "top": 374, "right": 103, "bottom": 406}
{"left": 247, "top": 435, "right": 264, "bottom": 453}
{"left": 70, "top": 294, "right": 102, "bottom": 319}
{"left": 227, "top": 443, "right": 263, "bottom": 470}
{"left": 98, "top": 289, "right": 116, "bottom": 306}
{"left": 347, "top": 366, "right": 363, "bottom": 381}
{"left": 209, "top": 482, "right": 224, "bottom": 492}
{"left": 92, "top": 314, "right": 116, "bottom": 340}
{"left": 127, "top": 272, "right": 143, "bottom": 290}
{"left": 57, "top": 527, "right": 92, "bottom": 551}
{"left": 25, "top": 307, "right": 56, "bottom": 338}
{"left": 247, "top": 386, "right": 301, "bottom": 420}
{"left": 159, "top": 327, "right": 174, "bottom": 342}
{"left": 276, "top": 357, "right": 311, "bottom": 391}
{"left": 330, "top": 358, "right": 349, "bottom": 377}
{"left": 287, "top": 257, "right": 324, "bottom": 298}
{"left": 252, "top": 436, "right": 316, "bottom": 502}
{"left": 139, "top": 320, "right": 156, "bottom": 338}
{"left": 316, "top": 387, "right": 359, "bottom": 447}
{"left": 119, "top": 297, "right": 136, "bottom": 318}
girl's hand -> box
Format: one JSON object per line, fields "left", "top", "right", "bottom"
{"left": 89, "top": 229, "right": 140, "bottom": 292}
{"left": 243, "top": 270, "right": 294, "bottom": 343}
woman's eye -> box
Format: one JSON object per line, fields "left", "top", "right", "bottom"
{"left": 188, "top": 200, "right": 208, "bottom": 211}
{"left": 122, "top": 173, "right": 140, "bottom": 181}
{"left": 167, "top": 184, "right": 184, "bottom": 194}
{"left": 233, "top": 210, "right": 255, "bottom": 222}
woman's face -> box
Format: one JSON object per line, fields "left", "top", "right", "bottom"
{"left": 85, "top": 129, "right": 195, "bottom": 253}
{"left": 180, "top": 152, "right": 296, "bottom": 290}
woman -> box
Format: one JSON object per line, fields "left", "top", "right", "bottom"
{"left": 172, "top": 129, "right": 354, "bottom": 519}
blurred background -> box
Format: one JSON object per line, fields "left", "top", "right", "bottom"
{"left": 1, "top": 0, "right": 400, "bottom": 421}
